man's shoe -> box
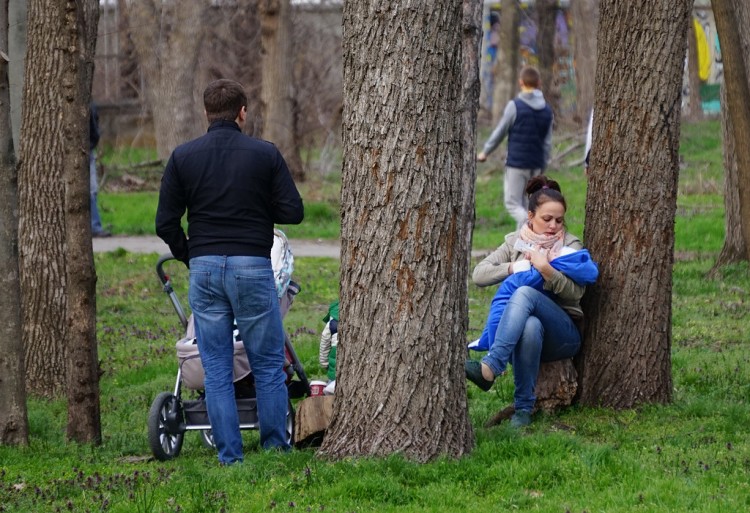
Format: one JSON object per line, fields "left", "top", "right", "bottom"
{"left": 465, "top": 360, "right": 494, "bottom": 391}
{"left": 92, "top": 230, "right": 111, "bottom": 238}
{"left": 510, "top": 410, "right": 532, "bottom": 428}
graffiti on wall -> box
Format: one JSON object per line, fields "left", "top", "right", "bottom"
{"left": 481, "top": 3, "right": 575, "bottom": 116}
{"left": 481, "top": 4, "right": 724, "bottom": 118}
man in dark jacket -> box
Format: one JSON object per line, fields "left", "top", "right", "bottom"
{"left": 156, "top": 79, "right": 304, "bottom": 464}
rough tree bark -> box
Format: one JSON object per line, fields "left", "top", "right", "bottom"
{"left": 320, "top": 1, "right": 476, "bottom": 462}
{"left": 259, "top": 0, "right": 305, "bottom": 182}
{"left": 577, "top": 0, "right": 691, "bottom": 408}
{"left": 19, "top": 0, "right": 72, "bottom": 397}
{"left": 571, "top": 0, "right": 598, "bottom": 126}
{"left": 64, "top": 0, "right": 101, "bottom": 444}
{"left": 710, "top": 0, "right": 750, "bottom": 267}
{"left": 123, "top": 1, "right": 208, "bottom": 160}
{"left": 0, "top": 0, "right": 28, "bottom": 446}
{"left": 491, "top": 0, "right": 519, "bottom": 124}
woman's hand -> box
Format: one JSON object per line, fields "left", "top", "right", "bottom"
{"left": 527, "top": 249, "right": 554, "bottom": 280}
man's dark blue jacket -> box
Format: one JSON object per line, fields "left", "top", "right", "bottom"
{"left": 156, "top": 120, "right": 304, "bottom": 265}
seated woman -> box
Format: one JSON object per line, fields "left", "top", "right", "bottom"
{"left": 465, "top": 176, "right": 598, "bottom": 428}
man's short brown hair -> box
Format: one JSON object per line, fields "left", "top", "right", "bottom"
{"left": 203, "top": 79, "right": 247, "bottom": 123}
{"left": 519, "top": 66, "right": 541, "bottom": 89}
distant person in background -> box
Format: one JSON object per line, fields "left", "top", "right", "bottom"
{"left": 90, "top": 103, "right": 110, "bottom": 238}
{"left": 477, "top": 66, "right": 554, "bottom": 231}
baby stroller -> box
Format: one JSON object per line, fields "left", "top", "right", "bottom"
{"left": 147, "top": 229, "right": 311, "bottom": 461}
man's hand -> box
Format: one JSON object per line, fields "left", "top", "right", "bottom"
{"left": 476, "top": 152, "right": 487, "bottom": 162}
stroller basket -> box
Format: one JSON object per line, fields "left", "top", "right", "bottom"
{"left": 183, "top": 398, "right": 258, "bottom": 426}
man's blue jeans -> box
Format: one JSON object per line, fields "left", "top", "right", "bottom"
{"left": 481, "top": 286, "right": 581, "bottom": 412}
{"left": 189, "top": 255, "right": 290, "bottom": 464}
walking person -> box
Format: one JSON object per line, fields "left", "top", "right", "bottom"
{"left": 156, "top": 79, "right": 304, "bottom": 464}
{"left": 477, "top": 65, "right": 554, "bottom": 230}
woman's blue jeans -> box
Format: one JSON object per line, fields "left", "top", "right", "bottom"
{"left": 189, "top": 255, "right": 290, "bottom": 464}
{"left": 481, "top": 286, "right": 581, "bottom": 412}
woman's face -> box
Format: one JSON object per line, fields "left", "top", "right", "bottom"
{"left": 528, "top": 200, "right": 565, "bottom": 236}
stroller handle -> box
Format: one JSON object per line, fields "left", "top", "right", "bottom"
{"left": 156, "top": 253, "right": 176, "bottom": 285}
{"left": 155, "top": 253, "right": 189, "bottom": 330}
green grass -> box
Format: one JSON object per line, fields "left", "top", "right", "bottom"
{"left": 2, "top": 118, "right": 747, "bottom": 512}
{"left": 1, "top": 253, "right": 748, "bottom": 512}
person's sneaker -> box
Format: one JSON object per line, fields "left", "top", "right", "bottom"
{"left": 92, "top": 230, "right": 111, "bottom": 238}
{"left": 510, "top": 410, "right": 532, "bottom": 428}
{"left": 465, "top": 360, "right": 494, "bottom": 391}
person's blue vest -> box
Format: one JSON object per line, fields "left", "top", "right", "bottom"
{"left": 506, "top": 98, "right": 552, "bottom": 170}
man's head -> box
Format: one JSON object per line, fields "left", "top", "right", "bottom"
{"left": 519, "top": 66, "right": 541, "bottom": 89}
{"left": 203, "top": 79, "right": 248, "bottom": 124}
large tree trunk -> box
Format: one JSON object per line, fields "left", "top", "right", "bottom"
{"left": 491, "top": 0, "right": 519, "bottom": 124}
{"left": 19, "top": 0, "right": 71, "bottom": 397}
{"left": 710, "top": 0, "right": 750, "bottom": 264}
{"left": 259, "top": 0, "right": 304, "bottom": 182}
{"left": 577, "top": 0, "right": 691, "bottom": 408}
{"left": 123, "top": 1, "right": 208, "bottom": 160}
{"left": 536, "top": 0, "right": 560, "bottom": 123}
{"left": 0, "top": 0, "right": 28, "bottom": 446}
{"left": 320, "top": 1, "right": 475, "bottom": 462}
{"left": 571, "top": 0, "right": 598, "bottom": 126}
{"left": 64, "top": 0, "right": 101, "bottom": 445}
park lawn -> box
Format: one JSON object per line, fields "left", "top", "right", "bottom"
{"left": 1, "top": 253, "right": 748, "bottom": 512}
{"left": 2, "top": 118, "right": 746, "bottom": 512}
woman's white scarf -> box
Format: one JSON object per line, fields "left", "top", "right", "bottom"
{"left": 518, "top": 223, "right": 566, "bottom": 260}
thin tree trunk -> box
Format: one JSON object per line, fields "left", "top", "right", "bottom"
{"left": 64, "top": 0, "right": 101, "bottom": 444}
{"left": 709, "top": 83, "right": 747, "bottom": 274}
{"left": 491, "top": 0, "right": 519, "bottom": 124}
{"left": 686, "top": 18, "right": 704, "bottom": 121}
{"left": 123, "top": 1, "right": 208, "bottom": 160}
{"left": 8, "top": 0, "right": 24, "bottom": 150}
{"left": 578, "top": 0, "right": 691, "bottom": 408}
{"left": 571, "top": 0, "right": 598, "bottom": 126}
{"left": 710, "top": 0, "right": 750, "bottom": 263}
{"left": 259, "top": 0, "right": 305, "bottom": 182}
{"left": 0, "top": 0, "right": 28, "bottom": 446}
{"left": 321, "top": 0, "right": 474, "bottom": 461}
{"left": 536, "top": 0, "right": 560, "bottom": 122}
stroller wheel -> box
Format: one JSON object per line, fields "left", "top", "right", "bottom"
{"left": 200, "top": 429, "right": 215, "bottom": 449}
{"left": 148, "top": 392, "right": 185, "bottom": 461}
